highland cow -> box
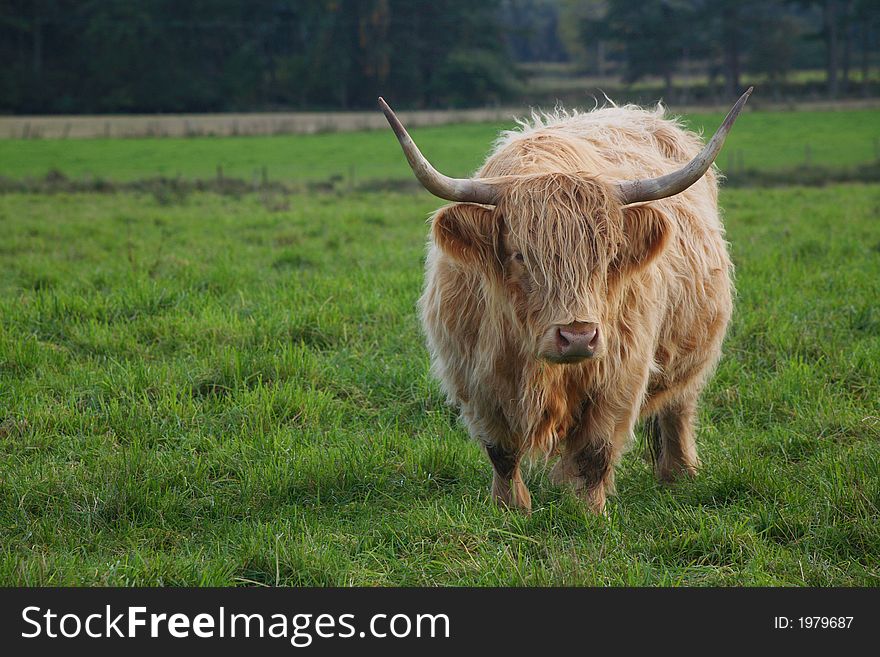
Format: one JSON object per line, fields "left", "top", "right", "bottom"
{"left": 379, "top": 88, "right": 752, "bottom": 514}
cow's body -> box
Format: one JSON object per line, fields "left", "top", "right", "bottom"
{"left": 418, "top": 105, "right": 734, "bottom": 512}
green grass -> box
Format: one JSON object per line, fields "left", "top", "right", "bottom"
{"left": 2, "top": 109, "right": 878, "bottom": 184}
{"left": 1, "top": 183, "right": 878, "bottom": 585}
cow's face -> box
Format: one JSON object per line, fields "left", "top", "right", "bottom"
{"left": 432, "top": 173, "right": 671, "bottom": 364}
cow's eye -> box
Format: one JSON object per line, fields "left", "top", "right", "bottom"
{"left": 513, "top": 252, "right": 524, "bottom": 262}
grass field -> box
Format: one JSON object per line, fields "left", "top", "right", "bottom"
{"left": 1, "top": 109, "right": 879, "bottom": 585}
{"left": 2, "top": 109, "right": 879, "bottom": 184}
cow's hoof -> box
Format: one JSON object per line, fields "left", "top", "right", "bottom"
{"left": 492, "top": 492, "right": 532, "bottom": 515}
{"left": 575, "top": 485, "right": 607, "bottom": 516}
{"left": 492, "top": 479, "right": 532, "bottom": 514}
{"left": 513, "top": 482, "right": 532, "bottom": 514}
{"left": 655, "top": 460, "right": 699, "bottom": 484}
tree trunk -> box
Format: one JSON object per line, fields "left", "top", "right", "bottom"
{"left": 841, "top": 1, "right": 853, "bottom": 94}
{"left": 722, "top": 6, "right": 740, "bottom": 98}
{"left": 824, "top": 0, "right": 840, "bottom": 98}
{"left": 32, "top": 2, "right": 42, "bottom": 76}
{"left": 681, "top": 46, "right": 690, "bottom": 104}
{"left": 861, "top": 22, "right": 870, "bottom": 98}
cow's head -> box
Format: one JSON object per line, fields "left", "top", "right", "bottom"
{"left": 379, "top": 90, "right": 751, "bottom": 364}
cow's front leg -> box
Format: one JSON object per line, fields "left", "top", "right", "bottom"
{"left": 573, "top": 437, "right": 615, "bottom": 513}
{"left": 551, "top": 435, "right": 614, "bottom": 514}
{"left": 653, "top": 395, "right": 700, "bottom": 483}
{"left": 551, "top": 397, "right": 637, "bottom": 514}
{"left": 485, "top": 442, "right": 531, "bottom": 513}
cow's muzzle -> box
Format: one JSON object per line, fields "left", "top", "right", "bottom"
{"left": 540, "top": 322, "right": 601, "bottom": 364}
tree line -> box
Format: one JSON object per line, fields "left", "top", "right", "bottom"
{"left": 1, "top": 0, "right": 877, "bottom": 115}
{"left": 556, "top": 0, "right": 879, "bottom": 99}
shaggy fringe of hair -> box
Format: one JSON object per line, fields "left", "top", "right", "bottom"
{"left": 499, "top": 173, "right": 621, "bottom": 304}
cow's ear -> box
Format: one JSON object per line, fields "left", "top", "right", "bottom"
{"left": 432, "top": 203, "right": 499, "bottom": 270}
{"left": 618, "top": 204, "right": 672, "bottom": 273}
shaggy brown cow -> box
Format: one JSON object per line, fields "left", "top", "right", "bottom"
{"left": 379, "top": 89, "right": 752, "bottom": 514}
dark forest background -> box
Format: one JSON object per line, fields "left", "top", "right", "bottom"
{"left": 2, "top": 0, "right": 879, "bottom": 115}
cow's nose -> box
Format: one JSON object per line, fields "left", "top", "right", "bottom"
{"left": 555, "top": 322, "right": 600, "bottom": 360}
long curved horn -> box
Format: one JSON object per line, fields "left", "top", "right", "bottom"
{"left": 615, "top": 87, "right": 753, "bottom": 205}
{"left": 379, "top": 97, "right": 499, "bottom": 205}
